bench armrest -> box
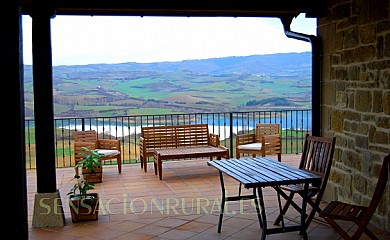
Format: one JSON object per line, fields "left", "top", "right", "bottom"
{"left": 209, "top": 133, "right": 220, "bottom": 147}
{"left": 218, "top": 145, "right": 230, "bottom": 159}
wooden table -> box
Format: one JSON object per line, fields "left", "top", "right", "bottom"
{"left": 207, "top": 157, "right": 322, "bottom": 240}
{"left": 154, "top": 146, "right": 229, "bottom": 180}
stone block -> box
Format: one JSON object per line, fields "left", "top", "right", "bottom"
{"left": 32, "top": 190, "right": 65, "bottom": 228}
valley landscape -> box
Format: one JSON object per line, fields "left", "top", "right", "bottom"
{"left": 23, "top": 52, "right": 312, "bottom": 118}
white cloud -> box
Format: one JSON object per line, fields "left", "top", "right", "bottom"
{"left": 22, "top": 14, "right": 316, "bottom": 66}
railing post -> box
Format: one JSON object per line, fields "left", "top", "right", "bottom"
{"left": 229, "top": 112, "right": 234, "bottom": 158}
{"left": 81, "top": 118, "right": 85, "bottom": 131}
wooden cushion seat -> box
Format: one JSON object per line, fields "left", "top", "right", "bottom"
{"left": 97, "top": 149, "right": 120, "bottom": 157}
{"left": 236, "top": 142, "right": 270, "bottom": 150}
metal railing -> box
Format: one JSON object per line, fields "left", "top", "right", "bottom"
{"left": 25, "top": 109, "right": 312, "bottom": 169}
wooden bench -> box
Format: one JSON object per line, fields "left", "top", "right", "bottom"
{"left": 140, "top": 124, "right": 230, "bottom": 179}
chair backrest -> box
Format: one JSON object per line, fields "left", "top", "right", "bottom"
{"left": 300, "top": 134, "right": 336, "bottom": 189}
{"left": 255, "top": 124, "right": 280, "bottom": 142}
{"left": 74, "top": 130, "right": 98, "bottom": 143}
{"left": 364, "top": 153, "right": 390, "bottom": 221}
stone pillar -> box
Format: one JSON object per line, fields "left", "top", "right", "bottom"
{"left": 32, "top": 190, "right": 65, "bottom": 228}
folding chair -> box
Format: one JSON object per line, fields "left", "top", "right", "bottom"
{"left": 319, "top": 153, "right": 390, "bottom": 240}
{"left": 273, "top": 134, "right": 336, "bottom": 230}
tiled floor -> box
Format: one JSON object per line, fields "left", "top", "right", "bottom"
{"left": 27, "top": 154, "right": 390, "bottom": 240}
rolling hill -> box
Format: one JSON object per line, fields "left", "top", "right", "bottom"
{"left": 23, "top": 52, "right": 312, "bottom": 118}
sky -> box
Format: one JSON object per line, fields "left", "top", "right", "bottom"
{"left": 22, "top": 14, "right": 316, "bottom": 66}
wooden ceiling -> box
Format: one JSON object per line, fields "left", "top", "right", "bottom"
{"left": 21, "top": 0, "right": 324, "bottom": 18}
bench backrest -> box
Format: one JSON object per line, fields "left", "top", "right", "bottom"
{"left": 141, "top": 124, "right": 211, "bottom": 149}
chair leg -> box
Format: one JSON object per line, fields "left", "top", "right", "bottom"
{"left": 274, "top": 188, "right": 308, "bottom": 226}
{"left": 322, "top": 216, "right": 353, "bottom": 240}
{"left": 274, "top": 191, "right": 296, "bottom": 225}
{"left": 301, "top": 195, "right": 322, "bottom": 230}
{"left": 117, "top": 155, "right": 122, "bottom": 174}
{"left": 350, "top": 221, "right": 377, "bottom": 240}
{"left": 362, "top": 228, "right": 379, "bottom": 240}
{"left": 144, "top": 157, "right": 148, "bottom": 172}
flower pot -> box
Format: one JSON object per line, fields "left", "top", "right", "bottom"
{"left": 68, "top": 193, "right": 99, "bottom": 222}
{"left": 82, "top": 166, "right": 103, "bottom": 183}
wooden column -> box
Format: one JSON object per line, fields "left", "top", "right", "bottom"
{"left": 31, "top": 0, "right": 57, "bottom": 193}
{"left": 30, "top": 1, "right": 65, "bottom": 228}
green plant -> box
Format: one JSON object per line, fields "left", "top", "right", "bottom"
{"left": 68, "top": 147, "right": 103, "bottom": 199}
{"left": 67, "top": 172, "right": 100, "bottom": 222}
{"left": 75, "top": 147, "right": 103, "bottom": 173}
{"left": 67, "top": 174, "right": 95, "bottom": 199}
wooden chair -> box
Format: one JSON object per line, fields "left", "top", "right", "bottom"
{"left": 235, "top": 123, "right": 282, "bottom": 162}
{"left": 74, "top": 130, "right": 122, "bottom": 175}
{"left": 273, "top": 134, "right": 336, "bottom": 230}
{"left": 319, "top": 153, "right": 390, "bottom": 240}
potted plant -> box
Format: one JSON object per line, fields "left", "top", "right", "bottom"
{"left": 67, "top": 174, "right": 99, "bottom": 222}
{"left": 76, "top": 147, "right": 104, "bottom": 183}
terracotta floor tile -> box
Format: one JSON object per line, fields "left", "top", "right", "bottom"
{"left": 175, "top": 221, "right": 215, "bottom": 232}
{"left": 133, "top": 225, "right": 171, "bottom": 237}
{"left": 27, "top": 154, "right": 389, "bottom": 239}
{"left": 157, "top": 228, "right": 198, "bottom": 240}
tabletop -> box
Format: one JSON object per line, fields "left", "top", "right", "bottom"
{"left": 154, "top": 146, "right": 228, "bottom": 159}
{"left": 207, "top": 157, "right": 322, "bottom": 188}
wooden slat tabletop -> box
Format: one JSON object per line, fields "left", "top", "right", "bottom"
{"left": 155, "top": 146, "right": 228, "bottom": 160}
{"left": 207, "top": 157, "right": 321, "bottom": 188}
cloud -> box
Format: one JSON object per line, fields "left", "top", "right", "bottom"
{"left": 22, "top": 15, "right": 316, "bottom": 66}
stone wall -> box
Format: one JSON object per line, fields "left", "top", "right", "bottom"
{"left": 318, "top": 0, "right": 390, "bottom": 231}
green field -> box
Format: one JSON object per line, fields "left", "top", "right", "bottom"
{"left": 24, "top": 52, "right": 312, "bottom": 118}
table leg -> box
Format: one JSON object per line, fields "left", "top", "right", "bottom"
{"left": 257, "top": 187, "right": 268, "bottom": 240}
{"left": 158, "top": 158, "right": 163, "bottom": 180}
{"left": 217, "top": 171, "right": 225, "bottom": 233}
{"left": 252, "top": 187, "right": 263, "bottom": 229}
{"left": 215, "top": 173, "right": 262, "bottom": 235}
{"left": 154, "top": 158, "right": 157, "bottom": 176}
{"left": 300, "top": 183, "right": 309, "bottom": 240}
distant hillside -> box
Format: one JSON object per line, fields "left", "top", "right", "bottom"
{"left": 23, "top": 52, "right": 312, "bottom": 118}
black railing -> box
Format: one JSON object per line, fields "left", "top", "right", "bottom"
{"left": 25, "top": 109, "right": 312, "bottom": 169}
